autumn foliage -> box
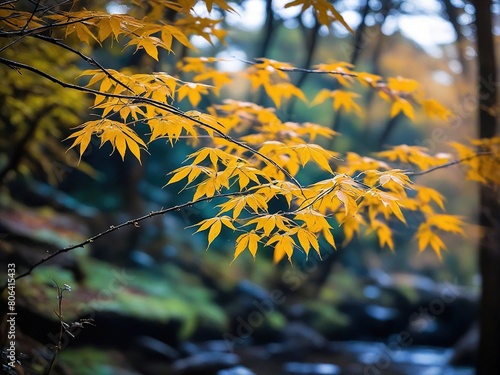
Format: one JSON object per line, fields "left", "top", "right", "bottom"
{"left": 1, "top": 0, "right": 499, "bottom": 265}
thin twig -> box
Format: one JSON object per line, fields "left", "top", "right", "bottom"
{"left": 0, "top": 16, "right": 95, "bottom": 37}
{"left": 237, "top": 57, "right": 358, "bottom": 78}
{"left": 44, "top": 281, "right": 66, "bottom": 375}
{"left": 33, "top": 34, "right": 135, "bottom": 93}
{"left": 21, "top": 0, "right": 41, "bottom": 32}
{"left": 408, "top": 152, "right": 492, "bottom": 176}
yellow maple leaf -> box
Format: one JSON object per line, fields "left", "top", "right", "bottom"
{"left": 387, "top": 77, "right": 419, "bottom": 94}
{"left": 422, "top": 99, "right": 452, "bottom": 121}
{"left": 233, "top": 231, "right": 261, "bottom": 261}
{"left": 390, "top": 97, "right": 415, "bottom": 119}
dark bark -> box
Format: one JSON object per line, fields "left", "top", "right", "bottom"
{"left": 472, "top": 1, "right": 500, "bottom": 373}
{"left": 441, "top": 0, "right": 469, "bottom": 76}
{"left": 377, "top": 113, "right": 401, "bottom": 146}
{"left": 286, "top": 17, "right": 321, "bottom": 113}
{"left": 350, "top": 0, "right": 371, "bottom": 64}
{"left": 294, "top": 17, "right": 321, "bottom": 90}
{"left": 258, "top": 0, "right": 275, "bottom": 58}
{"left": 0, "top": 105, "right": 56, "bottom": 184}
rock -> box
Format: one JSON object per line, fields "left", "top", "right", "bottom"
{"left": 217, "top": 366, "right": 256, "bottom": 375}
{"left": 130, "top": 250, "right": 156, "bottom": 268}
{"left": 236, "top": 280, "right": 272, "bottom": 302}
{"left": 172, "top": 352, "right": 240, "bottom": 375}
{"left": 449, "top": 322, "right": 479, "bottom": 366}
{"left": 283, "top": 322, "right": 328, "bottom": 349}
{"left": 180, "top": 340, "right": 232, "bottom": 355}
{"left": 135, "top": 336, "right": 180, "bottom": 360}
{"left": 364, "top": 305, "right": 399, "bottom": 321}
{"left": 283, "top": 362, "right": 341, "bottom": 374}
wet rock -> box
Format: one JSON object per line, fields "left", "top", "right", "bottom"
{"left": 363, "top": 285, "right": 382, "bottom": 299}
{"left": 217, "top": 366, "right": 256, "bottom": 375}
{"left": 283, "top": 322, "right": 328, "bottom": 349}
{"left": 172, "top": 352, "right": 240, "bottom": 375}
{"left": 364, "top": 305, "right": 399, "bottom": 321}
{"left": 236, "top": 280, "right": 272, "bottom": 302}
{"left": 283, "top": 362, "right": 341, "bottom": 374}
{"left": 180, "top": 340, "right": 232, "bottom": 355}
{"left": 449, "top": 322, "right": 478, "bottom": 366}
{"left": 135, "top": 336, "right": 180, "bottom": 360}
{"left": 130, "top": 250, "right": 156, "bottom": 268}
{"left": 248, "top": 322, "right": 329, "bottom": 361}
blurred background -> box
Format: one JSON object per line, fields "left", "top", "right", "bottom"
{"left": 1, "top": 0, "right": 494, "bottom": 374}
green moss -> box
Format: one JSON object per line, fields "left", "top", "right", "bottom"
{"left": 57, "top": 347, "right": 135, "bottom": 375}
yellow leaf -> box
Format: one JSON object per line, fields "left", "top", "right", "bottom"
{"left": 388, "top": 77, "right": 419, "bottom": 94}
{"left": 357, "top": 72, "right": 382, "bottom": 87}
{"left": 422, "top": 99, "right": 452, "bottom": 121}
{"left": 233, "top": 233, "right": 249, "bottom": 261}
{"left": 391, "top": 98, "right": 415, "bottom": 120}
{"left": 167, "top": 166, "right": 192, "bottom": 185}
{"left": 232, "top": 231, "right": 261, "bottom": 261}
{"left": 416, "top": 186, "right": 445, "bottom": 210}
{"left": 297, "top": 228, "right": 320, "bottom": 256}
{"left": 266, "top": 234, "right": 295, "bottom": 264}
{"left": 207, "top": 219, "right": 222, "bottom": 247}
{"left": 376, "top": 222, "right": 394, "bottom": 251}
{"left": 310, "top": 89, "right": 332, "bottom": 107}
{"left": 331, "top": 90, "right": 361, "bottom": 114}
{"left": 322, "top": 227, "right": 336, "bottom": 250}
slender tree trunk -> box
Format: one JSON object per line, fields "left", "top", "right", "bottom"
{"left": 473, "top": 1, "right": 500, "bottom": 373}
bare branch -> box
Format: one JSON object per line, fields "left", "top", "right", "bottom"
{"left": 33, "top": 34, "right": 135, "bottom": 93}
{"left": 238, "top": 57, "right": 358, "bottom": 78}
{"left": 0, "top": 191, "right": 252, "bottom": 291}
{"left": 21, "top": 0, "right": 41, "bottom": 32}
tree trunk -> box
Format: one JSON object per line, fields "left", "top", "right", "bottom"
{"left": 473, "top": 1, "right": 500, "bottom": 373}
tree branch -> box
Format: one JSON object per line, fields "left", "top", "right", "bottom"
{"left": 408, "top": 152, "right": 493, "bottom": 176}
{"left": 0, "top": 191, "right": 252, "bottom": 292}
{"left": 33, "top": 34, "right": 135, "bottom": 93}
{"left": 21, "top": 0, "right": 41, "bottom": 32}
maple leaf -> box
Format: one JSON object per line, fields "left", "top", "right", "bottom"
{"left": 284, "top": 0, "right": 353, "bottom": 33}
{"left": 416, "top": 215, "right": 465, "bottom": 259}
{"left": 217, "top": 194, "right": 268, "bottom": 219}
{"left": 369, "top": 220, "right": 394, "bottom": 251}
{"left": 233, "top": 231, "right": 261, "bottom": 261}
{"left": 177, "top": 82, "right": 213, "bottom": 107}
{"left": 311, "top": 90, "right": 361, "bottom": 115}
{"left": 166, "top": 165, "right": 213, "bottom": 188}
{"left": 291, "top": 144, "right": 338, "bottom": 174}
{"left": 376, "top": 145, "right": 450, "bottom": 171}
{"left": 125, "top": 36, "right": 168, "bottom": 61}
{"left": 204, "top": 0, "right": 236, "bottom": 13}
{"left": 357, "top": 72, "right": 382, "bottom": 88}
{"left": 422, "top": 99, "right": 452, "bottom": 121}
{"left": 415, "top": 186, "right": 445, "bottom": 210}
{"left": 194, "top": 216, "right": 236, "bottom": 249}
{"left": 266, "top": 233, "right": 296, "bottom": 264}
{"left": 390, "top": 97, "right": 415, "bottom": 119}
{"left": 315, "top": 62, "right": 355, "bottom": 86}
{"left": 387, "top": 77, "right": 419, "bottom": 94}
{"left": 66, "top": 119, "right": 146, "bottom": 162}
